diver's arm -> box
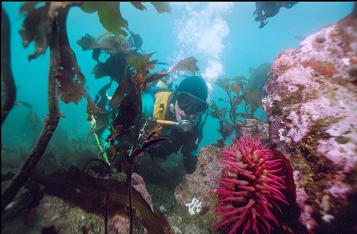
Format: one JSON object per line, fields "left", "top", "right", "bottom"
{"left": 181, "top": 112, "right": 207, "bottom": 173}
{"left": 181, "top": 134, "right": 201, "bottom": 174}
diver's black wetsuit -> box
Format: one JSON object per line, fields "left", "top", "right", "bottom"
{"left": 144, "top": 94, "right": 203, "bottom": 174}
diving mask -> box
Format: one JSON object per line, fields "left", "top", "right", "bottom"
{"left": 177, "top": 91, "right": 208, "bottom": 115}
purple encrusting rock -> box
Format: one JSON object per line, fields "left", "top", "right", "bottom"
{"left": 236, "top": 118, "right": 269, "bottom": 143}
{"left": 262, "top": 7, "right": 357, "bottom": 233}
{"left": 169, "top": 146, "right": 223, "bottom": 233}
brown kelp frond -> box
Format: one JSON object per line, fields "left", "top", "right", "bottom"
{"left": 32, "top": 166, "right": 172, "bottom": 234}
{"left": 127, "top": 51, "right": 161, "bottom": 91}
{"left": 170, "top": 56, "right": 199, "bottom": 74}
{"left": 243, "top": 63, "right": 271, "bottom": 116}
{"left": 210, "top": 64, "right": 270, "bottom": 145}
{"left": 18, "top": 2, "right": 99, "bottom": 118}
{"left": 78, "top": 29, "right": 199, "bottom": 105}
{"left": 253, "top": 2, "right": 298, "bottom": 28}
{"left": 19, "top": 2, "right": 79, "bottom": 61}
{"left": 80, "top": 2, "right": 128, "bottom": 36}
{"left": 209, "top": 102, "right": 233, "bottom": 147}
{"left": 19, "top": 2, "right": 41, "bottom": 15}
{"left": 130, "top": 2, "right": 172, "bottom": 14}
{"left": 19, "top": 3, "right": 51, "bottom": 61}
{"left": 244, "top": 88, "right": 261, "bottom": 116}
{"left": 1, "top": 5, "right": 63, "bottom": 212}
{"left": 77, "top": 33, "right": 129, "bottom": 57}
{"left": 53, "top": 8, "right": 85, "bottom": 105}
{"left": 1, "top": 7, "right": 16, "bottom": 126}
{"left": 247, "top": 63, "right": 271, "bottom": 94}
{"left": 128, "top": 53, "right": 200, "bottom": 89}
{"left": 77, "top": 33, "right": 130, "bottom": 84}
{"left": 130, "top": 2, "right": 147, "bottom": 11}
{"left": 7, "top": 2, "right": 174, "bottom": 233}
{"left": 128, "top": 30, "right": 143, "bottom": 51}
{"left": 150, "top": 2, "right": 171, "bottom": 13}
{"left": 79, "top": 2, "right": 171, "bottom": 37}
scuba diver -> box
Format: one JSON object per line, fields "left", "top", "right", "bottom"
{"left": 91, "top": 75, "right": 209, "bottom": 174}
{"left": 140, "top": 75, "right": 209, "bottom": 173}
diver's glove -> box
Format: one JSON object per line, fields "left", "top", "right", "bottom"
{"left": 183, "top": 155, "right": 197, "bottom": 174}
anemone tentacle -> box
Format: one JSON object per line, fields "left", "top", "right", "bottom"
{"left": 213, "top": 135, "right": 290, "bottom": 234}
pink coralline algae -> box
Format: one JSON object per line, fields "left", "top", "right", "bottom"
{"left": 213, "top": 135, "right": 295, "bottom": 234}
{"left": 262, "top": 7, "right": 356, "bottom": 232}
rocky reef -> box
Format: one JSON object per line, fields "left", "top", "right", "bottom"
{"left": 169, "top": 7, "right": 356, "bottom": 234}
{"left": 236, "top": 118, "right": 269, "bottom": 143}
{"left": 262, "top": 8, "right": 357, "bottom": 234}
{"left": 1, "top": 172, "right": 153, "bottom": 234}
{"left": 169, "top": 146, "right": 223, "bottom": 233}
{"left": 169, "top": 135, "right": 299, "bottom": 234}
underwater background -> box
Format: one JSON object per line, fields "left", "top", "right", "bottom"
{"left": 1, "top": 2, "right": 356, "bottom": 234}
{"left": 1, "top": 2, "right": 353, "bottom": 149}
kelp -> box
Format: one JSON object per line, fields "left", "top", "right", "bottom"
{"left": 246, "top": 63, "right": 271, "bottom": 95}
{"left": 77, "top": 33, "right": 130, "bottom": 86}
{"left": 55, "top": 11, "right": 85, "bottom": 105}
{"left": 18, "top": 2, "right": 99, "bottom": 118}
{"left": 93, "top": 106, "right": 168, "bottom": 234}
{"left": 94, "top": 80, "right": 113, "bottom": 111}
{"left": 19, "top": 3, "right": 51, "bottom": 61}
{"left": 244, "top": 63, "right": 271, "bottom": 114}
{"left": 210, "top": 64, "right": 270, "bottom": 146}
{"left": 77, "top": 31, "right": 199, "bottom": 98}
{"left": 77, "top": 33, "right": 129, "bottom": 56}
{"left": 3, "top": 2, "right": 174, "bottom": 233}
{"left": 130, "top": 2, "right": 147, "bottom": 11}
{"left": 14, "top": 101, "right": 41, "bottom": 131}
{"left": 31, "top": 166, "right": 172, "bottom": 234}
{"left": 19, "top": 2, "right": 79, "bottom": 61}
{"left": 89, "top": 112, "right": 110, "bottom": 137}
{"left": 83, "top": 37, "right": 200, "bottom": 110}
{"left": 253, "top": 2, "right": 298, "bottom": 28}
{"left": 209, "top": 102, "right": 234, "bottom": 147}
{"left": 89, "top": 81, "right": 113, "bottom": 136}
{"left": 244, "top": 88, "right": 262, "bottom": 115}
{"left": 18, "top": 1, "right": 171, "bottom": 112}
{"left": 104, "top": 64, "right": 168, "bottom": 233}
{"left": 19, "top": 2, "right": 41, "bottom": 14}
{"left": 19, "top": 1, "right": 171, "bottom": 59}
{"left": 1, "top": 175, "right": 43, "bottom": 223}
{"left": 127, "top": 51, "right": 162, "bottom": 91}
{"left": 128, "top": 30, "right": 143, "bottom": 52}
{"left": 170, "top": 56, "right": 198, "bottom": 74}
{"left": 93, "top": 53, "right": 129, "bottom": 82}
{"left": 1, "top": 7, "right": 16, "bottom": 126}
{"left": 80, "top": 2, "right": 171, "bottom": 37}
{"left": 216, "top": 76, "right": 247, "bottom": 122}
{"left": 80, "top": 2, "right": 128, "bottom": 36}
{"left": 1, "top": 6, "right": 64, "bottom": 211}
{"left": 126, "top": 53, "right": 200, "bottom": 91}
{"left": 121, "top": 127, "right": 168, "bottom": 234}
{"left": 76, "top": 15, "right": 174, "bottom": 233}
{"left": 50, "top": 5, "right": 101, "bottom": 121}
{"left": 111, "top": 79, "right": 142, "bottom": 134}
{"left": 150, "top": 2, "right": 171, "bottom": 13}
{"left": 129, "top": 2, "right": 171, "bottom": 14}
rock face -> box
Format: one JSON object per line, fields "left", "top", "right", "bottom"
{"left": 236, "top": 118, "right": 269, "bottom": 143}
{"left": 262, "top": 9, "right": 357, "bottom": 234}
{"left": 169, "top": 146, "right": 223, "bottom": 233}
{"left": 1, "top": 172, "right": 152, "bottom": 234}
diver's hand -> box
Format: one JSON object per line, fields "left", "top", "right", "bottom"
{"left": 183, "top": 155, "right": 197, "bottom": 174}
